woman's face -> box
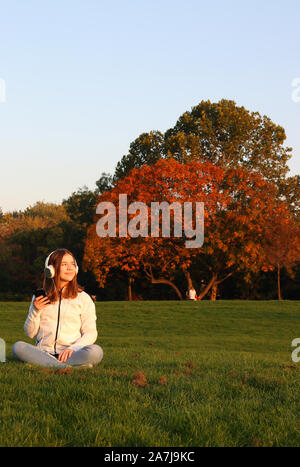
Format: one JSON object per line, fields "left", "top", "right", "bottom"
{"left": 59, "top": 254, "right": 77, "bottom": 283}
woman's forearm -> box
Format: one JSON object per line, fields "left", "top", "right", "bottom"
{"left": 24, "top": 297, "right": 41, "bottom": 339}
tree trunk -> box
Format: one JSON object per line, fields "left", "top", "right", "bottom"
{"left": 128, "top": 277, "right": 133, "bottom": 301}
{"left": 144, "top": 265, "right": 183, "bottom": 300}
{"left": 197, "top": 271, "right": 233, "bottom": 300}
{"left": 210, "top": 283, "right": 217, "bottom": 300}
{"left": 185, "top": 270, "right": 193, "bottom": 290}
{"left": 184, "top": 270, "right": 194, "bottom": 298}
{"left": 151, "top": 277, "right": 183, "bottom": 300}
{"left": 197, "top": 273, "right": 218, "bottom": 300}
{"left": 277, "top": 264, "right": 282, "bottom": 300}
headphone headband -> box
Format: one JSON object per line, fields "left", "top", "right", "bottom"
{"left": 45, "top": 250, "right": 56, "bottom": 268}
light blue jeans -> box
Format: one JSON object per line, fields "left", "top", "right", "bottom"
{"left": 12, "top": 341, "right": 103, "bottom": 368}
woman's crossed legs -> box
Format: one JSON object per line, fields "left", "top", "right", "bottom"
{"left": 12, "top": 341, "right": 103, "bottom": 368}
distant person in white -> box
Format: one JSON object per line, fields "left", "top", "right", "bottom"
{"left": 187, "top": 287, "right": 197, "bottom": 301}
{"left": 12, "top": 248, "right": 103, "bottom": 368}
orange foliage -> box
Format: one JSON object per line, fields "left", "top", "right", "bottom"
{"left": 83, "top": 158, "right": 285, "bottom": 291}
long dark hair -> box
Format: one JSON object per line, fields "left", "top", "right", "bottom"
{"left": 43, "top": 248, "right": 83, "bottom": 302}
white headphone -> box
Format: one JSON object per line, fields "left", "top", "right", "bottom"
{"left": 44, "top": 250, "right": 79, "bottom": 279}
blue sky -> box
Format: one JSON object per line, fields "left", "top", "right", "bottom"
{"left": 0, "top": 0, "right": 299, "bottom": 212}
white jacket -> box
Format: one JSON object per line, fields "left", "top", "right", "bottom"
{"left": 188, "top": 289, "right": 197, "bottom": 300}
{"left": 24, "top": 291, "right": 98, "bottom": 354}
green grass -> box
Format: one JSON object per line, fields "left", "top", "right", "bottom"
{"left": 1, "top": 300, "right": 300, "bottom": 447}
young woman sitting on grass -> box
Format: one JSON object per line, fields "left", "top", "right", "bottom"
{"left": 12, "top": 248, "right": 103, "bottom": 368}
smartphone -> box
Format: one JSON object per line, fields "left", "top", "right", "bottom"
{"left": 33, "top": 288, "right": 47, "bottom": 298}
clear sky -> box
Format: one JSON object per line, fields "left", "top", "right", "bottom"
{"left": 0, "top": 0, "right": 299, "bottom": 213}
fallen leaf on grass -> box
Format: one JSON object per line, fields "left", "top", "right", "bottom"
{"left": 55, "top": 368, "right": 73, "bottom": 375}
{"left": 251, "top": 438, "right": 261, "bottom": 447}
{"left": 185, "top": 362, "right": 195, "bottom": 368}
{"left": 246, "top": 376, "right": 283, "bottom": 390}
{"left": 132, "top": 371, "right": 148, "bottom": 387}
{"left": 282, "top": 364, "right": 297, "bottom": 371}
{"left": 158, "top": 377, "right": 167, "bottom": 385}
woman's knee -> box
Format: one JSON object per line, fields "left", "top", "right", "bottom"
{"left": 12, "top": 341, "right": 28, "bottom": 359}
{"left": 87, "top": 344, "right": 104, "bottom": 364}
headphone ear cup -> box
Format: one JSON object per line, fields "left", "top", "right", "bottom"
{"left": 45, "top": 264, "right": 55, "bottom": 279}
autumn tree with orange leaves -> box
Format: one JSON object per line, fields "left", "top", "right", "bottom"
{"left": 83, "top": 159, "right": 227, "bottom": 299}
{"left": 83, "top": 158, "right": 282, "bottom": 300}
{"left": 263, "top": 205, "right": 300, "bottom": 300}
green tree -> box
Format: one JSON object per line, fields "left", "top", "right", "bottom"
{"left": 62, "top": 186, "right": 98, "bottom": 227}
{"left": 95, "top": 172, "right": 114, "bottom": 194}
{"left": 0, "top": 202, "right": 71, "bottom": 296}
{"left": 113, "top": 100, "right": 292, "bottom": 187}
{"left": 114, "top": 131, "right": 164, "bottom": 181}
{"left": 111, "top": 100, "right": 297, "bottom": 299}
{"left": 278, "top": 175, "right": 300, "bottom": 217}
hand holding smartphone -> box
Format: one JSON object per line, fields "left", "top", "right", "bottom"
{"left": 34, "top": 288, "right": 47, "bottom": 298}
{"left": 33, "top": 289, "right": 51, "bottom": 311}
